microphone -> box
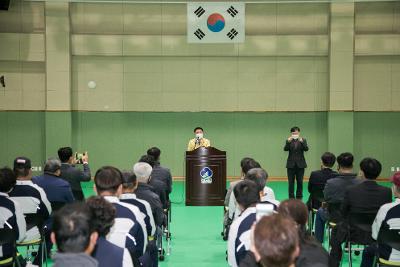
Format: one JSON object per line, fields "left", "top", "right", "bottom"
{"left": 195, "top": 136, "right": 200, "bottom": 145}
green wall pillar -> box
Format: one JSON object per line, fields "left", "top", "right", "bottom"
{"left": 44, "top": 112, "right": 72, "bottom": 158}
{"left": 327, "top": 111, "right": 354, "bottom": 155}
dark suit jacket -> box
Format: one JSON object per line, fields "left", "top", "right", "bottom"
{"left": 307, "top": 168, "right": 338, "bottom": 209}
{"left": 151, "top": 162, "right": 172, "bottom": 195}
{"left": 284, "top": 138, "right": 309, "bottom": 168}
{"left": 60, "top": 163, "right": 91, "bottom": 201}
{"left": 341, "top": 180, "right": 392, "bottom": 243}
{"left": 135, "top": 183, "right": 164, "bottom": 226}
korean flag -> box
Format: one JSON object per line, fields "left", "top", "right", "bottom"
{"left": 187, "top": 2, "right": 245, "bottom": 43}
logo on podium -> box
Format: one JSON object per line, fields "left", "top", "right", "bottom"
{"left": 200, "top": 167, "right": 213, "bottom": 184}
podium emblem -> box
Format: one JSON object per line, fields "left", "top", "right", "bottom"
{"left": 200, "top": 167, "right": 213, "bottom": 184}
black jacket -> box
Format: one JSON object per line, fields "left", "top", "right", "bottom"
{"left": 284, "top": 138, "right": 308, "bottom": 169}
{"left": 307, "top": 168, "right": 338, "bottom": 209}
{"left": 135, "top": 183, "right": 164, "bottom": 226}
{"left": 59, "top": 163, "right": 91, "bottom": 201}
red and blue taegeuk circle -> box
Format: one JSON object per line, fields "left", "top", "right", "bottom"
{"left": 207, "top": 13, "right": 225, "bottom": 32}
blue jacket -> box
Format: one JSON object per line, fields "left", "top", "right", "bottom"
{"left": 32, "top": 173, "right": 74, "bottom": 203}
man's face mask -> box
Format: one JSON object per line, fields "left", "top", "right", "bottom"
{"left": 195, "top": 133, "right": 203, "bottom": 139}
{"left": 292, "top": 134, "right": 299, "bottom": 140}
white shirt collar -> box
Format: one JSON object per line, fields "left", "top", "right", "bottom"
{"left": 0, "top": 192, "right": 9, "bottom": 197}
{"left": 16, "top": 180, "right": 34, "bottom": 185}
{"left": 120, "top": 193, "right": 136, "bottom": 200}
{"left": 103, "top": 196, "right": 120, "bottom": 203}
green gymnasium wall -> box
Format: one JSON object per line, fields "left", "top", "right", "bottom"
{"left": 1, "top": 111, "right": 399, "bottom": 179}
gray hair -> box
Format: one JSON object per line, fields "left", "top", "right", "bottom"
{"left": 44, "top": 157, "right": 61, "bottom": 174}
{"left": 133, "top": 162, "right": 152, "bottom": 183}
{"left": 245, "top": 168, "right": 268, "bottom": 192}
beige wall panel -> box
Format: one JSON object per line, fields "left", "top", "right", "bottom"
{"left": 200, "top": 57, "right": 236, "bottom": 73}
{"left": 0, "top": 0, "right": 44, "bottom": 33}
{"left": 276, "top": 3, "right": 329, "bottom": 35}
{"left": 238, "top": 57, "right": 276, "bottom": 73}
{"left": 72, "top": 35, "right": 123, "bottom": 56}
{"left": 23, "top": 90, "right": 45, "bottom": 110}
{"left": 355, "top": 2, "right": 397, "bottom": 34}
{"left": 162, "top": 72, "right": 200, "bottom": 93}
{"left": 355, "top": 35, "right": 400, "bottom": 55}
{"left": 200, "top": 72, "right": 237, "bottom": 93}
{"left": 329, "top": 91, "right": 353, "bottom": 111}
{"left": 162, "top": 92, "right": 200, "bottom": 111}
{"left": 237, "top": 92, "right": 276, "bottom": 111}
{"left": 237, "top": 73, "right": 276, "bottom": 93}
{"left": 123, "top": 4, "right": 162, "bottom": 35}
{"left": 245, "top": 4, "right": 277, "bottom": 35}
{"left": 276, "top": 92, "right": 315, "bottom": 111}
{"left": 276, "top": 35, "right": 328, "bottom": 56}
{"left": 161, "top": 4, "right": 186, "bottom": 35}
{"left": 124, "top": 36, "right": 162, "bottom": 56}
{"left": 124, "top": 57, "right": 163, "bottom": 73}
{"left": 163, "top": 57, "right": 200, "bottom": 73}
{"left": 124, "top": 92, "right": 163, "bottom": 111}
{"left": 124, "top": 73, "right": 163, "bottom": 93}
{"left": 161, "top": 36, "right": 200, "bottom": 56}
{"left": 330, "top": 51, "right": 353, "bottom": 92}
{"left": 71, "top": 3, "right": 124, "bottom": 34}
{"left": 199, "top": 92, "right": 238, "bottom": 111}
{"left": 238, "top": 36, "right": 277, "bottom": 56}
{"left": 4, "top": 90, "right": 23, "bottom": 110}
{"left": 0, "top": 33, "right": 20, "bottom": 61}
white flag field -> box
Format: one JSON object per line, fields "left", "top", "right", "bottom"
{"left": 187, "top": 2, "right": 245, "bottom": 44}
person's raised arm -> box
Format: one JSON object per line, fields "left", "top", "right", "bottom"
{"left": 284, "top": 137, "right": 292, "bottom": 151}
{"left": 300, "top": 138, "right": 309, "bottom": 151}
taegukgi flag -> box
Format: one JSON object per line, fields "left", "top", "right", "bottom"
{"left": 187, "top": 2, "right": 245, "bottom": 43}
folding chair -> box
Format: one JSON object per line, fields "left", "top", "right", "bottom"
{"left": 346, "top": 211, "right": 377, "bottom": 267}
{"left": 17, "top": 214, "right": 48, "bottom": 267}
{"left": 307, "top": 188, "right": 325, "bottom": 233}
{"left": 0, "top": 228, "right": 20, "bottom": 267}
{"left": 326, "top": 202, "right": 341, "bottom": 248}
{"left": 158, "top": 205, "right": 172, "bottom": 261}
{"left": 376, "top": 222, "right": 400, "bottom": 266}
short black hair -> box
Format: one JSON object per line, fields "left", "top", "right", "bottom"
{"left": 13, "top": 168, "right": 29, "bottom": 178}
{"left": 290, "top": 126, "right": 300, "bottom": 133}
{"left": 321, "top": 152, "right": 336, "bottom": 168}
{"left": 193, "top": 127, "right": 204, "bottom": 133}
{"left": 86, "top": 196, "right": 116, "bottom": 237}
{"left": 234, "top": 180, "right": 260, "bottom": 209}
{"left": 121, "top": 171, "right": 137, "bottom": 189}
{"left": 360, "top": 157, "right": 382, "bottom": 180}
{"left": 147, "top": 147, "right": 161, "bottom": 161}
{"left": 139, "top": 155, "right": 155, "bottom": 168}
{"left": 94, "top": 166, "right": 123, "bottom": 194}
{"left": 58, "top": 147, "right": 73, "bottom": 163}
{"left": 337, "top": 152, "right": 354, "bottom": 169}
{"left": 245, "top": 168, "right": 268, "bottom": 192}
{"left": 0, "top": 167, "right": 16, "bottom": 193}
{"left": 241, "top": 158, "right": 261, "bottom": 175}
{"left": 52, "top": 202, "right": 94, "bottom": 253}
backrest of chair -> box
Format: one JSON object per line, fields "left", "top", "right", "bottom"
{"left": 25, "top": 213, "right": 45, "bottom": 232}
{"left": 378, "top": 223, "right": 400, "bottom": 251}
{"left": 0, "top": 228, "right": 16, "bottom": 246}
{"left": 311, "top": 187, "right": 325, "bottom": 202}
{"left": 348, "top": 212, "right": 377, "bottom": 233}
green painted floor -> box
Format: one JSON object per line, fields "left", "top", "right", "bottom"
{"left": 39, "top": 180, "right": 388, "bottom": 266}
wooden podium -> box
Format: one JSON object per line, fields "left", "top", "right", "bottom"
{"left": 185, "top": 147, "right": 226, "bottom": 206}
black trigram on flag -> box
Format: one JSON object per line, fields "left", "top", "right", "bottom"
{"left": 194, "top": 6, "right": 205, "bottom": 17}
{"left": 227, "top": 28, "right": 238, "bottom": 40}
{"left": 194, "top": 28, "right": 205, "bottom": 40}
{"left": 227, "top": 6, "right": 238, "bottom": 17}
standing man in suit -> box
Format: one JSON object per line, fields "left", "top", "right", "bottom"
{"left": 187, "top": 127, "right": 211, "bottom": 151}
{"left": 58, "top": 147, "right": 91, "bottom": 201}
{"left": 284, "top": 126, "right": 309, "bottom": 199}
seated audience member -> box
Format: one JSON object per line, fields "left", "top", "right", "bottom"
{"left": 93, "top": 166, "right": 147, "bottom": 261}
{"left": 51, "top": 202, "right": 98, "bottom": 267}
{"left": 224, "top": 158, "right": 260, "bottom": 208}
{"left": 58, "top": 147, "right": 91, "bottom": 201}
{"left": 361, "top": 171, "right": 400, "bottom": 267}
{"left": 133, "top": 162, "right": 165, "bottom": 228}
{"left": 228, "top": 180, "right": 260, "bottom": 267}
{"left": 278, "top": 199, "right": 329, "bottom": 267}
{"left": 86, "top": 196, "right": 134, "bottom": 267}
{"left": 138, "top": 155, "right": 167, "bottom": 209}
{"left": 120, "top": 171, "right": 156, "bottom": 237}
{"left": 250, "top": 214, "right": 300, "bottom": 267}
{"left": 0, "top": 167, "right": 26, "bottom": 262}
{"left": 330, "top": 158, "right": 392, "bottom": 267}
{"left": 146, "top": 147, "right": 172, "bottom": 202}
{"left": 314, "top": 152, "right": 361, "bottom": 243}
{"left": 229, "top": 167, "right": 276, "bottom": 221}
{"left": 9, "top": 157, "right": 52, "bottom": 241}
{"left": 33, "top": 158, "right": 74, "bottom": 204}
{"left": 307, "top": 152, "right": 337, "bottom": 210}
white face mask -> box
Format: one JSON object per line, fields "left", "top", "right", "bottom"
{"left": 292, "top": 134, "right": 299, "bottom": 140}
{"left": 195, "top": 133, "right": 203, "bottom": 139}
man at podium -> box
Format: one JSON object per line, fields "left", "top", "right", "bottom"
{"left": 187, "top": 127, "right": 211, "bottom": 151}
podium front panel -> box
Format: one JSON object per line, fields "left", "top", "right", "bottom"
{"left": 185, "top": 147, "right": 226, "bottom": 206}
